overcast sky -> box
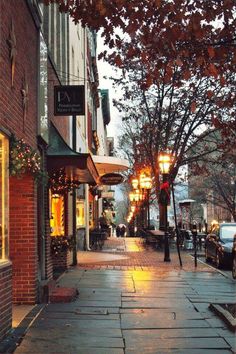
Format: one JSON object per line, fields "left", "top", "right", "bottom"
{"left": 97, "top": 33, "right": 122, "bottom": 142}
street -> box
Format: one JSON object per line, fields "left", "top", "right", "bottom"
{"left": 7, "top": 237, "right": 235, "bottom": 354}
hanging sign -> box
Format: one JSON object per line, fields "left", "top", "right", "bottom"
{"left": 101, "top": 191, "right": 115, "bottom": 198}
{"left": 54, "top": 85, "right": 85, "bottom": 116}
{"left": 100, "top": 173, "right": 124, "bottom": 185}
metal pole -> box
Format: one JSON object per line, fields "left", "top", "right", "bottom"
{"left": 147, "top": 189, "right": 150, "bottom": 229}
{"left": 163, "top": 174, "right": 170, "bottom": 262}
{"left": 72, "top": 115, "right": 77, "bottom": 265}
{"left": 172, "top": 183, "right": 182, "bottom": 267}
{"left": 192, "top": 226, "right": 198, "bottom": 267}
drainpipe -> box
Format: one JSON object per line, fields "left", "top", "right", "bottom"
{"left": 72, "top": 115, "right": 77, "bottom": 265}
{"left": 85, "top": 184, "right": 91, "bottom": 250}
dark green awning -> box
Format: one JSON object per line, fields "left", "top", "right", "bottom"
{"left": 47, "top": 124, "right": 99, "bottom": 185}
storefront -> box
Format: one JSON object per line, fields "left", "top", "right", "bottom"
{"left": 47, "top": 124, "right": 99, "bottom": 269}
{"left": 0, "top": 132, "right": 11, "bottom": 340}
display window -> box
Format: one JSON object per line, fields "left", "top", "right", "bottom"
{"left": 76, "top": 200, "right": 85, "bottom": 227}
{"left": 0, "top": 133, "right": 9, "bottom": 261}
{"left": 50, "top": 193, "right": 65, "bottom": 236}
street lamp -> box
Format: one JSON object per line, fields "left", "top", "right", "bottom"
{"left": 129, "top": 189, "right": 141, "bottom": 236}
{"left": 131, "top": 177, "right": 139, "bottom": 190}
{"left": 158, "top": 151, "right": 172, "bottom": 262}
{"left": 139, "top": 174, "right": 152, "bottom": 229}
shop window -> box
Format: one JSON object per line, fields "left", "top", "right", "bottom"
{"left": 76, "top": 200, "right": 85, "bottom": 227}
{"left": 50, "top": 194, "right": 65, "bottom": 236}
{"left": 0, "top": 133, "right": 9, "bottom": 261}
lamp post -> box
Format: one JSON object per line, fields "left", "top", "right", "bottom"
{"left": 139, "top": 174, "right": 152, "bottom": 229}
{"left": 129, "top": 189, "right": 141, "bottom": 236}
{"left": 131, "top": 177, "right": 139, "bottom": 190}
{"left": 158, "top": 151, "right": 172, "bottom": 262}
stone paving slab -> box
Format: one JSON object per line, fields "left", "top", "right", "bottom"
{"left": 122, "top": 297, "right": 194, "bottom": 309}
{"left": 122, "top": 291, "right": 196, "bottom": 297}
{"left": 122, "top": 317, "right": 210, "bottom": 329}
{"left": 39, "top": 311, "right": 120, "bottom": 321}
{"left": 15, "top": 350, "right": 124, "bottom": 354}
{"left": 188, "top": 296, "right": 236, "bottom": 303}
{"left": 126, "top": 350, "right": 232, "bottom": 354}
{"left": 76, "top": 281, "right": 134, "bottom": 292}
{"left": 205, "top": 317, "right": 229, "bottom": 328}
{"left": 31, "top": 317, "right": 121, "bottom": 329}
{"left": 120, "top": 308, "right": 204, "bottom": 319}
{"left": 223, "top": 336, "right": 236, "bottom": 352}
{"left": 44, "top": 304, "right": 120, "bottom": 314}
{"left": 27, "top": 326, "right": 122, "bottom": 338}
{"left": 6, "top": 239, "right": 236, "bottom": 354}
{"left": 13, "top": 329, "right": 124, "bottom": 349}
{"left": 75, "top": 300, "right": 122, "bottom": 307}
{"left": 123, "top": 327, "right": 221, "bottom": 341}
{"left": 133, "top": 281, "right": 191, "bottom": 288}
{"left": 125, "top": 337, "right": 230, "bottom": 350}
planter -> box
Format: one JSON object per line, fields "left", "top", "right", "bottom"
{"left": 51, "top": 248, "right": 72, "bottom": 272}
{"left": 51, "top": 236, "right": 73, "bottom": 272}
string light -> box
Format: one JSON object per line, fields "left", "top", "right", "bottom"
{"left": 51, "top": 235, "right": 74, "bottom": 256}
{"left": 49, "top": 169, "right": 80, "bottom": 194}
{"left": 9, "top": 135, "right": 43, "bottom": 178}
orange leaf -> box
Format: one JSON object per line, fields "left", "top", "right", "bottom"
{"left": 176, "top": 57, "right": 183, "bottom": 66}
{"left": 114, "top": 55, "right": 122, "bottom": 67}
{"left": 182, "top": 70, "right": 191, "bottom": 81}
{"left": 220, "top": 76, "right": 226, "bottom": 86}
{"left": 155, "top": 0, "right": 161, "bottom": 6}
{"left": 207, "top": 46, "right": 215, "bottom": 58}
{"left": 208, "top": 63, "right": 218, "bottom": 78}
{"left": 207, "top": 90, "right": 213, "bottom": 99}
{"left": 190, "top": 101, "right": 196, "bottom": 113}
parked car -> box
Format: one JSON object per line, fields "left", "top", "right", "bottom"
{"left": 205, "top": 223, "right": 236, "bottom": 269}
{"left": 232, "top": 234, "right": 236, "bottom": 279}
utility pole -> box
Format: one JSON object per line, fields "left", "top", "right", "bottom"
{"left": 72, "top": 115, "right": 77, "bottom": 265}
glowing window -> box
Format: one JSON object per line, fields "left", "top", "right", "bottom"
{"left": 50, "top": 194, "right": 65, "bottom": 236}
{"left": 0, "top": 133, "right": 9, "bottom": 261}
{"left": 76, "top": 200, "right": 85, "bottom": 227}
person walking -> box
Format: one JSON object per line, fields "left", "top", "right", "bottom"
{"left": 116, "top": 225, "right": 121, "bottom": 237}
{"left": 98, "top": 212, "right": 109, "bottom": 230}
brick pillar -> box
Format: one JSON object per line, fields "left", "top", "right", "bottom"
{"left": 0, "top": 263, "right": 12, "bottom": 340}
{"left": 9, "top": 175, "right": 38, "bottom": 304}
{"left": 52, "top": 249, "right": 72, "bottom": 272}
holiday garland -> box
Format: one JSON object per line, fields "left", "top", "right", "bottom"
{"left": 51, "top": 236, "right": 74, "bottom": 256}
{"left": 9, "top": 135, "right": 44, "bottom": 180}
{"left": 49, "top": 169, "right": 80, "bottom": 194}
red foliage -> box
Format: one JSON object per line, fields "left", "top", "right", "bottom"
{"left": 43, "top": 0, "right": 236, "bottom": 80}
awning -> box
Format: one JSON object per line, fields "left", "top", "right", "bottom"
{"left": 92, "top": 155, "right": 130, "bottom": 176}
{"left": 47, "top": 124, "right": 99, "bottom": 185}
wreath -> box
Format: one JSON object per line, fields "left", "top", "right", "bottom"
{"left": 51, "top": 236, "right": 74, "bottom": 256}
{"left": 9, "top": 135, "right": 46, "bottom": 181}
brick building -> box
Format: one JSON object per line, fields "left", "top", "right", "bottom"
{"left": 0, "top": 0, "right": 40, "bottom": 339}
{"left": 0, "top": 0, "right": 129, "bottom": 342}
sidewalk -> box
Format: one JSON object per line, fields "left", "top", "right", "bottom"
{"left": 2, "top": 237, "right": 236, "bottom": 353}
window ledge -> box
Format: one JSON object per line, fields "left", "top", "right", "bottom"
{"left": 0, "top": 260, "right": 12, "bottom": 270}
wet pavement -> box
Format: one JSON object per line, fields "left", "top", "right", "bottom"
{"left": 3, "top": 237, "right": 236, "bottom": 353}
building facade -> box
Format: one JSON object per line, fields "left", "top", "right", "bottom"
{"left": 0, "top": 0, "right": 129, "bottom": 342}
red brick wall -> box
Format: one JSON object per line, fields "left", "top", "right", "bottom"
{"left": 0, "top": 263, "right": 12, "bottom": 340}
{"left": 0, "top": 0, "right": 38, "bottom": 146}
{"left": 0, "top": 0, "right": 39, "bottom": 314}
{"left": 52, "top": 250, "right": 72, "bottom": 271}
{"left": 45, "top": 207, "right": 53, "bottom": 280}
{"left": 9, "top": 175, "right": 38, "bottom": 304}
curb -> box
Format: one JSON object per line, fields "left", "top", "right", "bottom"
{"left": 0, "top": 304, "right": 45, "bottom": 354}
{"left": 209, "top": 303, "right": 236, "bottom": 332}
{"left": 196, "top": 256, "right": 236, "bottom": 281}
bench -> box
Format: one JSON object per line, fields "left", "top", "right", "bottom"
{"left": 89, "top": 229, "right": 107, "bottom": 250}
{"left": 144, "top": 229, "right": 165, "bottom": 249}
